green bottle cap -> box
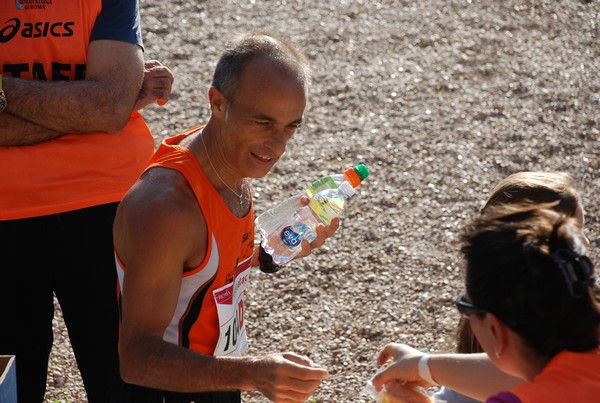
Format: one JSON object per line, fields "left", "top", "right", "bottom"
{"left": 352, "top": 163, "right": 369, "bottom": 181}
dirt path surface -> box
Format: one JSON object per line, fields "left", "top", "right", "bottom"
{"left": 46, "top": 1, "right": 599, "bottom": 402}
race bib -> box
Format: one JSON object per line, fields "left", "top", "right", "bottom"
{"left": 212, "top": 257, "right": 251, "bottom": 356}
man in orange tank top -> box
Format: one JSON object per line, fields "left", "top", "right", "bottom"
{"left": 111, "top": 32, "right": 339, "bottom": 403}
{"left": 0, "top": 1, "right": 173, "bottom": 402}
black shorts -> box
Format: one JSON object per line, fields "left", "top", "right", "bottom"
{"left": 0, "top": 202, "right": 121, "bottom": 403}
{"left": 108, "top": 379, "right": 242, "bottom": 403}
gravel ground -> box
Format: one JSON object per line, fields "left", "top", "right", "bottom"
{"left": 45, "top": 1, "right": 600, "bottom": 402}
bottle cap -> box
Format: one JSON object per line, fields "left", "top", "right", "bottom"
{"left": 343, "top": 168, "right": 361, "bottom": 188}
{"left": 343, "top": 164, "right": 369, "bottom": 188}
{"left": 353, "top": 164, "right": 369, "bottom": 181}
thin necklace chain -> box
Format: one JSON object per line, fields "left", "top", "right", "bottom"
{"left": 200, "top": 129, "right": 247, "bottom": 209}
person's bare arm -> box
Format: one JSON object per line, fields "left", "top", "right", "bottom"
{"left": 0, "top": 40, "right": 144, "bottom": 145}
{"left": 115, "top": 172, "right": 327, "bottom": 400}
{"left": 426, "top": 353, "right": 522, "bottom": 400}
{"left": 0, "top": 112, "right": 63, "bottom": 145}
{"left": 371, "top": 343, "right": 522, "bottom": 401}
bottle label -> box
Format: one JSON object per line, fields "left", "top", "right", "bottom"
{"left": 309, "top": 192, "right": 345, "bottom": 226}
{"left": 281, "top": 224, "right": 306, "bottom": 248}
{"left": 306, "top": 176, "right": 339, "bottom": 198}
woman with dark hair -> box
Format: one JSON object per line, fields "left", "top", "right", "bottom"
{"left": 435, "top": 171, "right": 589, "bottom": 403}
{"left": 439, "top": 171, "right": 588, "bottom": 403}
{"left": 457, "top": 172, "right": 586, "bottom": 353}
{"left": 371, "top": 204, "right": 599, "bottom": 402}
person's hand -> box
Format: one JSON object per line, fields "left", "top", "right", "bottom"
{"left": 293, "top": 195, "right": 341, "bottom": 260}
{"left": 134, "top": 60, "right": 174, "bottom": 111}
{"left": 379, "top": 379, "right": 432, "bottom": 403}
{"left": 253, "top": 352, "right": 328, "bottom": 402}
{"left": 371, "top": 343, "right": 429, "bottom": 392}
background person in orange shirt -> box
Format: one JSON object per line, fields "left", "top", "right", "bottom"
{"left": 0, "top": 1, "right": 173, "bottom": 402}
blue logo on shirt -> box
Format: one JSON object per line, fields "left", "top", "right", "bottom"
{"left": 16, "top": 0, "right": 53, "bottom": 11}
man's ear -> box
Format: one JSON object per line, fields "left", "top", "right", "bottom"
{"left": 208, "top": 86, "right": 226, "bottom": 118}
{"left": 486, "top": 313, "right": 511, "bottom": 358}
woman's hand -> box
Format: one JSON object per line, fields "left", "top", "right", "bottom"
{"left": 371, "top": 343, "right": 430, "bottom": 392}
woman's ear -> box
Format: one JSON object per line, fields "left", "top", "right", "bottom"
{"left": 485, "top": 313, "right": 511, "bottom": 359}
{"left": 208, "top": 86, "right": 226, "bottom": 118}
{"left": 484, "top": 313, "right": 531, "bottom": 380}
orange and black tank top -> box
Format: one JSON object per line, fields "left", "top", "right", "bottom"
{"left": 0, "top": 0, "right": 154, "bottom": 220}
{"left": 116, "top": 127, "right": 256, "bottom": 355}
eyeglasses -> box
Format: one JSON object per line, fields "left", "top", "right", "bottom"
{"left": 455, "top": 293, "right": 521, "bottom": 331}
{"left": 455, "top": 294, "right": 488, "bottom": 319}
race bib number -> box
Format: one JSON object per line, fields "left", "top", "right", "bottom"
{"left": 212, "top": 258, "right": 251, "bottom": 356}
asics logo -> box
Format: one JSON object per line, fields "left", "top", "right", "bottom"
{"left": 0, "top": 18, "right": 74, "bottom": 43}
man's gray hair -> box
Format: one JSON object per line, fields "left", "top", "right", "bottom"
{"left": 211, "top": 32, "right": 310, "bottom": 104}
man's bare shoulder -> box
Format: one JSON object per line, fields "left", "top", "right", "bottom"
{"left": 114, "top": 167, "right": 207, "bottom": 266}
{"left": 115, "top": 166, "right": 206, "bottom": 261}
{"left": 124, "top": 166, "right": 199, "bottom": 216}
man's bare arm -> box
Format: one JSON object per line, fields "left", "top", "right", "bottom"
{"left": 0, "top": 40, "right": 144, "bottom": 145}
{"left": 0, "top": 112, "right": 63, "bottom": 146}
{"left": 115, "top": 174, "right": 327, "bottom": 400}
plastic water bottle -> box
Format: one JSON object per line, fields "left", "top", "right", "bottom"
{"left": 256, "top": 164, "right": 369, "bottom": 265}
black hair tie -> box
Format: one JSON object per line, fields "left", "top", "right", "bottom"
{"left": 552, "top": 248, "right": 595, "bottom": 298}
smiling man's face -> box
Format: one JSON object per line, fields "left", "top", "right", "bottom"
{"left": 217, "top": 58, "right": 307, "bottom": 179}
